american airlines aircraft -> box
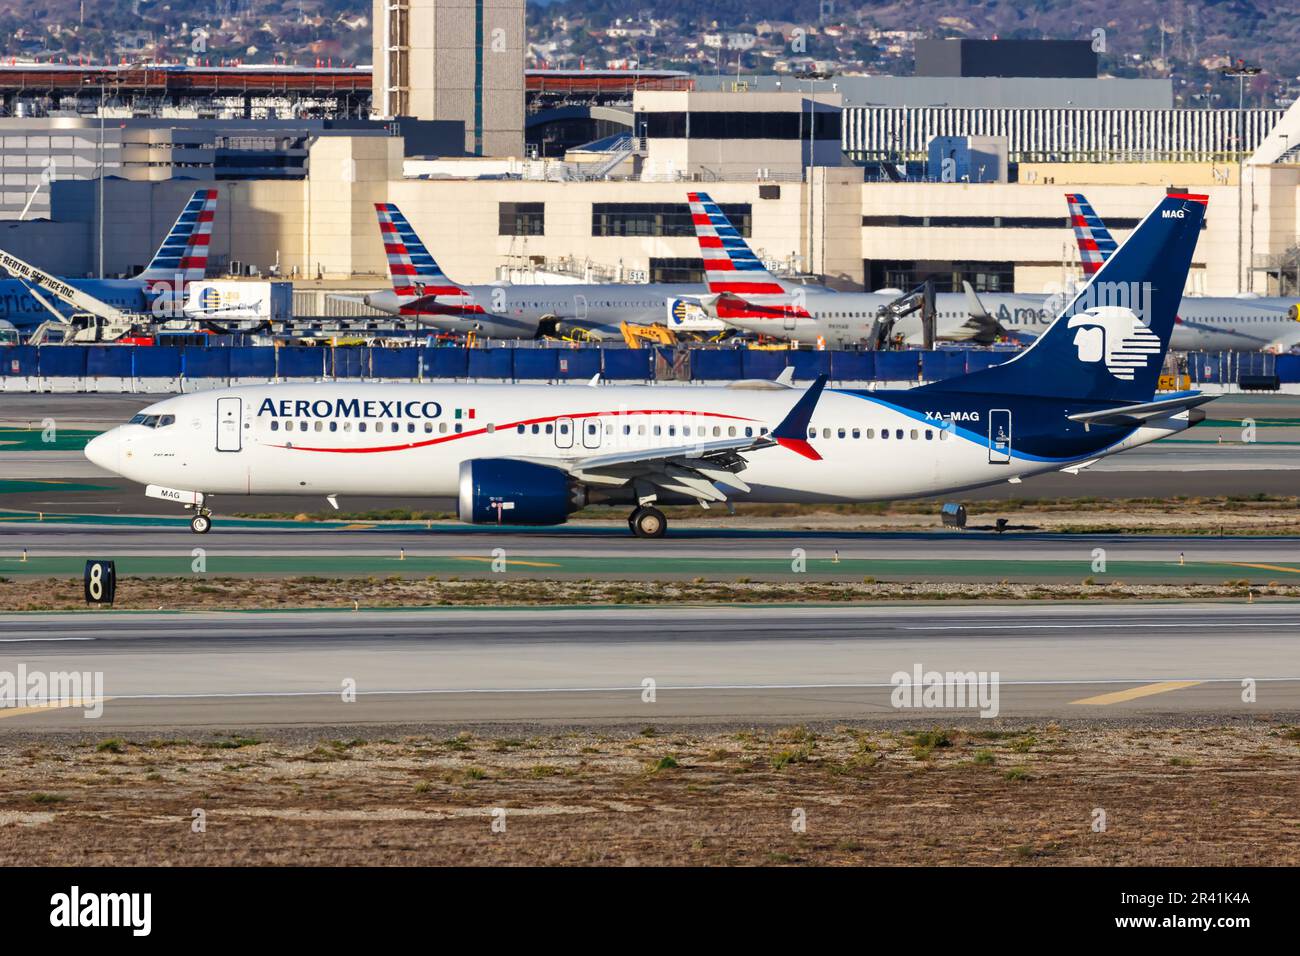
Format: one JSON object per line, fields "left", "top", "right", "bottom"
{"left": 0, "top": 189, "right": 218, "bottom": 329}
{"left": 1066, "top": 192, "right": 1300, "bottom": 352}
{"left": 85, "top": 192, "right": 1209, "bottom": 538}
{"left": 357, "top": 202, "right": 799, "bottom": 339}
{"left": 687, "top": 191, "right": 1049, "bottom": 347}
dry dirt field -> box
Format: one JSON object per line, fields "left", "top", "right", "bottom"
{"left": 1, "top": 721, "right": 1296, "bottom": 866}
{"left": 0, "top": 575, "right": 1295, "bottom": 611}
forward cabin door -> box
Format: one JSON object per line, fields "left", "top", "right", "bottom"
{"left": 987, "top": 408, "right": 1011, "bottom": 464}
{"left": 215, "top": 397, "right": 242, "bottom": 452}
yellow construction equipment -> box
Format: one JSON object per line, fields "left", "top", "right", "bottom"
{"left": 620, "top": 321, "right": 678, "bottom": 348}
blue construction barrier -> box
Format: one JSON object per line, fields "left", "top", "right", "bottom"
{"left": 467, "top": 348, "right": 513, "bottom": 380}
{"left": 689, "top": 349, "right": 744, "bottom": 381}
{"left": 38, "top": 347, "right": 87, "bottom": 377}
{"left": 228, "top": 347, "right": 275, "bottom": 379}
{"left": 182, "top": 347, "right": 230, "bottom": 378}
{"left": 278, "top": 347, "right": 325, "bottom": 378}
{"left": 371, "top": 348, "right": 419, "bottom": 379}
{"left": 556, "top": 349, "right": 601, "bottom": 380}
{"left": 86, "top": 346, "right": 134, "bottom": 378}
{"left": 512, "top": 349, "right": 558, "bottom": 380}
{"left": 5, "top": 346, "right": 1297, "bottom": 387}
{"left": 3, "top": 346, "right": 39, "bottom": 376}
{"left": 133, "top": 347, "right": 181, "bottom": 378}
{"left": 423, "top": 347, "right": 469, "bottom": 378}
{"left": 601, "top": 348, "right": 652, "bottom": 381}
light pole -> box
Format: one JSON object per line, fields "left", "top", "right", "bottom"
{"left": 1223, "top": 61, "right": 1261, "bottom": 293}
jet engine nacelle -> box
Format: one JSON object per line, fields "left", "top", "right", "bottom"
{"left": 457, "top": 458, "right": 586, "bottom": 525}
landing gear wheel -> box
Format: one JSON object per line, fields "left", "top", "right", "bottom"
{"left": 190, "top": 513, "right": 212, "bottom": 534}
{"left": 630, "top": 506, "right": 667, "bottom": 538}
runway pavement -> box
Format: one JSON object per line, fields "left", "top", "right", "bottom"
{"left": 0, "top": 602, "right": 1295, "bottom": 729}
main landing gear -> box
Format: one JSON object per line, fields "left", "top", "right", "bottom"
{"left": 629, "top": 505, "right": 667, "bottom": 538}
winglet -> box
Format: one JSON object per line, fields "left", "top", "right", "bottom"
{"left": 771, "top": 374, "right": 828, "bottom": 460}
{"left": 774, "top": 366, "right": 795, "bottom": 388}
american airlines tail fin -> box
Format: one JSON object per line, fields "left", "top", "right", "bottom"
{"left": 1066, "top": 193, "right": 1118, "bottom": 276}
{"left": 930, "top": 193, "right": 1207, "bottom": 404}
{"left": 687, "top": 192, "right": 787, "bottom": 295}
{"left": 375, "top": 202, "right": 465, "bottom": 297}
{"left": 136, "top": 188, "right": 218, "bottom": 288}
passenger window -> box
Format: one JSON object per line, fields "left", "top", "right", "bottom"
{"left": 852, "top": 428, "right": 860, "bottom": 439}
{"left": 343, "top": 422, "right": 352, "bottom": 432}
{"left": 838, "top": 428, "right": 846, "bottom": 439}
{"left": 407, "top": 423, "right": 415, "bottom": 434}
{"left": 881, "top": 429, "right": 888, "bottom": 439}
{"left": 654, "top": 425, "right": 662, "bottom": 436}
{"left": 545, "top": 424, "right": 553, "bottom": 434}
{"left": 896, "top": 429, "right": 903, "bottom": 439}
{"left": 270, "top": 420, "right": 279, "bottom": 432}
{"left": 532, "top": 424, "right": 540, "bottom": 434}
{"left": 455, "top": 423, "right": 463, "bottom": 433}
{"left": 925, "top": 430, "right": 933, "bottom": 440}
{"left": 909, "top": 429, "right": 918, "bottom": 440}
{"left": 808, "top": 427, "right": 816, "bottom": 438}
{"left": 285, "top": 421, "right": 294, "bottom": 432}
{"left": 314, "top": 421, "right": 324, "bottom": 432}
{"left": 867, "top": 428, "right": 874, "bottom": 438}
{"left": 744, "top": 427, "right": 752, "bottom": 437}
{"left": 713, "top": 426, "right": 721, "bottom": 437}
{"left": 330, "top": 421, "right": 338, "bottom": 432}
{"left": 728, "top": 426, "right": 736, "bottom": 437}
{"left": 558, "top": 423, "right": 568, "bottom": 435}
{"left": 359, "top": 423, "right": 367, "bottom": 432}
{"left": 517, "top": 424, "right": 525, "bottom": 434}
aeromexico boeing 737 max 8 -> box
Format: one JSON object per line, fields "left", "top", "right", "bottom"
{"left": 85, "top": 193, "right": 1210, "bottom": 538}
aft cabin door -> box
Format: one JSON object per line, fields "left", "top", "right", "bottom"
{"left": 987, "top": 408, "right": 1011, "bottom": 464}
{"left": 216, "top": 397, "right": 242, "bottom": 452}
{"left": 573, "top": 293, "right": 588, "bottom": 322}
{"left": 581, "top": 418, "right": 602, "bottom": 449}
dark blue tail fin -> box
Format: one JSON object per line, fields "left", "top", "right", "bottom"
{"left": 931, "top": 192, "right": 1207, "bottom": 403}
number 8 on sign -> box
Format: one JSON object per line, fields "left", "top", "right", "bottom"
{"left": 84, "top": 560, "right": 116, "bottom": 606}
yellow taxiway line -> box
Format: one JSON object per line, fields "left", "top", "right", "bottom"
{"left": 1071, "top": 681, "right": 1205, "bottom": 706}
{"left": 0, "top": 699, "right": 110, "bottom": 720}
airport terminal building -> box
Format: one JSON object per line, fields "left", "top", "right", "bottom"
{"left": 1, "top": 36, "right": 1299, "bottom": 305}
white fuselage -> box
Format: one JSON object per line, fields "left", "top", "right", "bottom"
{"left": 85, "top": 382, "right": 1190, "bottom": 510}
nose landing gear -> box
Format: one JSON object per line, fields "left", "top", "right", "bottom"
{"left": 189, "top": 511, "right": 212, "bottom": 534}
{"left": 629, "top": 505, "right": 667, "bottom": 538}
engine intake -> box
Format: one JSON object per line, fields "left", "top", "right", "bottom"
{"left": 457, "top": 458, "right": 585, "bottom": 526}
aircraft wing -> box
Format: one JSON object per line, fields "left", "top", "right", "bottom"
{"left": 530, "top": 375, "right": 827, "bottom": 507}
{"left": 1067, "top": 392, "right": 1215, "bottom": 429}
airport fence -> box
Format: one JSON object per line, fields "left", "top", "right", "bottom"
{"left": 1, "top": 345, "right": 1297, "bottom": 392}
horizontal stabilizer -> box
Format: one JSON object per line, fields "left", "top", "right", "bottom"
{"left": 1067, "top": 392, "right": 1215, "bottom": 429}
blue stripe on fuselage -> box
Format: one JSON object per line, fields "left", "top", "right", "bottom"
{"left": 836, "top": 389, "right": 1139, "bottom": 463}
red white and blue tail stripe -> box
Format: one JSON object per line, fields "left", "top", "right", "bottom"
{"left": 137, "top": 188, "right": 217, "bottom": 289}
{"left": 376, "top": 202, "right": 464, "bottom": 298}
{"left": 688, "top": 191, "right": 786, "bottom": 295}
{"left": 1066, "top": 193, "right": 1118, "bottom": 276}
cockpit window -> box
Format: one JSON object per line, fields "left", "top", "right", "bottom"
{"left": 128, "top": 413, "right": 172, "bottom": 428}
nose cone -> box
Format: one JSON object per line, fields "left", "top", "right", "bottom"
{"left": 84, "top": 429, "right": 120, "bottom": 474}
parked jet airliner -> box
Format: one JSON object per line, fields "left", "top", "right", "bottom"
{"left": 1065, "top": 192, "right": 1300, "bottom": 351}
{"left": 0, "top": 189, "right": 218, "bottom": 329}
{"left": 85, "top": 193, "right": 1209, "bottom": 538}
{"left": 686, "top": 192, "right": 1051, "bottom": 347}
{"left": 356, "top": 202, "right": 800, "bottom": 339}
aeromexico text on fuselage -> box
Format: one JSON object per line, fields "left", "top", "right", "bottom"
{"left": 258, "top": 397, "right": 445, "bottom": 419}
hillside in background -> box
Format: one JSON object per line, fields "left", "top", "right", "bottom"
{"left": 0, "top": 0, "right": 1293, "bottom": 107}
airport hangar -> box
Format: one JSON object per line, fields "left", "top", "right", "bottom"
{"left": 1, "top": 55, "right": 1299, "bottom": 316}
